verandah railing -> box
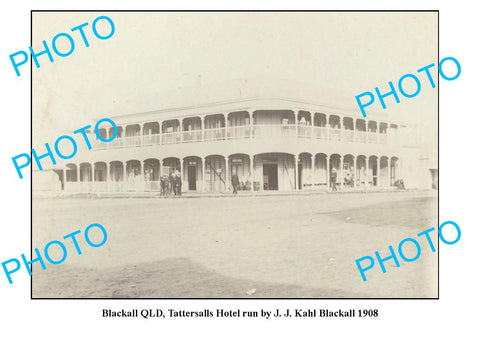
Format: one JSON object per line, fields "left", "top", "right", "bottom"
{"left": 92, "top": 124, "right": 390, "bottom": 150}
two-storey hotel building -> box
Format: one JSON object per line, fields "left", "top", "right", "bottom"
{"left": 45, "top": 98, "right": 424, "bottom": 194}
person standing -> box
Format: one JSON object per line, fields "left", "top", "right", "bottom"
{"left": 160, "top": 175, "right": 166, "bottom": 196}
{"left": 169, "top": 170, "right": 176, "bottom": 196}
{"left": 231, "top": 171, "right": 240, "bottom": 195}
{"left": 175, "top": 168, "right": 182, "bottom": 196}
{"left": 330, "top": 167, "right": 338, "bottom": 192}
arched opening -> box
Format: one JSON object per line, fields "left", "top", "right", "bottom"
{"left": 298, "top": 152, "right": 313, "bottom": 189}
{"left": 368, "top": 121, "right": 378, "bottom": 143}
{"left": 313, "top": 153, "right": 328, "bottom": 188}
{"left": 329, "top": 115, "right": 341, "bottom": 141}
{"left": 298, "top": 111, "right": 312, "bottom": 138}
{"left": 158, "top": 158, "right": 181, "bottom": 196}
{"left": 65, "top": 163, "right": 78, "bottom": 182}
{"left": 109, "top": 125, "right": 122, "bottom": 139}
{"left": 391, "top": 156, "right": 400, "bottom": 185}
{"left": 313, "top": 113, "right": 328, "bottom": 139}
{"left": 355, "top": 119, "right": 367, "bottom": 142}
{"left": 182, "top": 117, "right": 202, "bottom": 143}
{"left": 254, "top": 152, "right": 296, "bottom": 191}
{"left": 205, "top": 155, "right": 226, "bottom": 192}
{"left": 343, "top": 154, "right": 355, "bottom": 188}
{"left": 64, "top": 163, "right": 78, "bottom": 192}
{"left": 379, "top": 122, "right": 388, "bottom": 133}
{"left": 79, "top": 163, "right": 92, "bottom": 182}
{"left": 379, "top": 122, "right": 389, "bottom": 143}
{"left": 204, "top": 114, "right": 226, "bottom": 141}
{"left": 380, "top": 156, "right": 389, "bottom": 187}
{"left": 79, "top": 162, "right": 92, "bottom": 192}
{"left": 162, "top": 120, "right": 181, "bottom": 144}
{"left": 126, "top": 160, "right": 142, "bottom": 192}
{"left": 368, "top": 155, "right": 379, "bottom": 186}
{"left": 228, "top": 153, "right": 252, "bottom": 191}
{"left": 125, "top": 124, "right": 142, "bottom": 147}
{"left": 183, "top": 156, "right": 202, "bottom": 191}
{"left": 387, "top": 123, "right": 398, "bottom": 144}
{"left": 343, "top": 117, "right": 354, "bottom": 142}
{"left": 356, "top": 155, "right": 367, "bottom": 187}
{"left": 228, "top": 111, "right": 251, "bottom": 139}
{"left": 96, "top": 128, "right": 107, "bottom": 140}
{"left": 109, "top": 161, "right": 124, "bottom": 192}
{"left": 254, "top": 110, "right": 295, "bottom": 138}
{"left": 329, "top": 154, "right": 341, "bottom": 190}
{"left": 109, "top": 126, "right": 123, "bottom": 148}
{"left": 144, "top": 158, "right": 160, "bottom": 192}
{"left": 93, "top": 161, "right": 107, "bottom": 192}
{"left": 94, "top": 162, "right": 107, "bottom": 182}
{"left": 328, "top": 115, "right": 341, "bottom": 129}
{"left": 143, "top": 122, "right": 160, "bottom": 146}
{"left": 162, "top": 157, "right": 180, "bottom": 176}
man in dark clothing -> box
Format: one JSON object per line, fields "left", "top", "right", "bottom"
{"left": 231, "top": 172, "right": 240, "bottom": 194}
{"left": 160, "top": 175, "right": 166, "bottom": 196}
{"left": 169, "top": 171, "right": 176, "bottom": 195}
{"left": 330, "top": 168, "right": 338, "bottom": 192}
{"left": 175, "top": 169, "right": 182, "bottom": 196}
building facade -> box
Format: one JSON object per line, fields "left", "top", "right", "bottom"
{"left": 47, "top": 98, "right": 425, "bottom": 194}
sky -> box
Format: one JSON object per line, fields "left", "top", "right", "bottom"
{"left": 32, "top": 11, "right": 438, "bottom": 147}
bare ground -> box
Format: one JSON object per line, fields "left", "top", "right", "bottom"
{"left": 32, "top": 190, "right": 438, "bottom": 298}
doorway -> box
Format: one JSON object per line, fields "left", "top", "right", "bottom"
{"left": 263, "top": 163, "right": 278, "bottom": 190}
{"left": 187, "top": 165, "right": 196, "bottom": 190}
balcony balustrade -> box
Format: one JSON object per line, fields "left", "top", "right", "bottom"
{"left": 125, "top": 135, "right": 142, "bottom": 147}
{"left": 313, "top": 126, "right": 329, "bottom": 139}
{"left": 330, "top": 128, "right": 341, "bottom": 141}
{"left": 109, "top": 137, "right": 124, "bottom": 148}
{"left": 143, "top": 134, "right": 161, "bottom": 146}
{"left": 91, "top": 123, "right": 394, "bottom": 150}
{"left": 204, "top": 127, "right": 226, "bottom": 141}
{"left": 254, "top": 124, "right": 296, "bottom": 138}
{"left": 355, "top": 131, "right": 367, "bottom": 143}
{"left": 343, "top": 129, "right": 354, "bottom": 142}
{"left": 182, "top": 130, "right": 202, "bottom": 143}
{"left": 297, "top": 125, "right": 311, "bottom": 138}
{"left": 228, "top": 125, "right": 252, "bottom": 139}
{"left": 379, "top": 134, "right": 388, "bottom": 144}
{"left": 161, "top": 131, "right": 181, "bottom": 145}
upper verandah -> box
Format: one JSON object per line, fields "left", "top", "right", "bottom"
{"left": 93, "top": 97, "right": 410, "bottom": 128}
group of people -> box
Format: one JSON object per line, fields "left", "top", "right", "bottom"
{"left": 160, "top": 169, "right": 182, "bottom": 196}
{"left": 330, "top": 166, "right": 369, "bottom": 191}
{"left": 158, "top": 170, "right": 241, "bottom": 196}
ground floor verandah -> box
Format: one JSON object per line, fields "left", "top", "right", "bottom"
{"left": 54, "top": 153, "right": 400, "bottom": 193}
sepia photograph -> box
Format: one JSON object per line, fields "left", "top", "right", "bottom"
{"left": 31, "top": 11, "right": 439, "bottom": 298}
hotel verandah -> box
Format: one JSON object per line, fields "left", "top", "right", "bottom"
{"left": 37, "top": 98, "right": 425, "bottom": 194}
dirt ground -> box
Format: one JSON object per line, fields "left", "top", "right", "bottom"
{"left": 32, "top": 190, "right": 438, "bottom": 298}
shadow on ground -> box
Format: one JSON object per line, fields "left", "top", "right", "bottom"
{"left": 33, "top": 257, "right": 358, "bottom": 298}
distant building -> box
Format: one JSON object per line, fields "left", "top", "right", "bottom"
{"left": 44, "top": 98, "right": 432, "bottom": 193}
